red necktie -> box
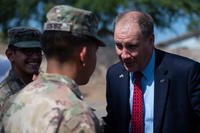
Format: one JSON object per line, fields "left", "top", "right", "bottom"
{"left": 131, "top": 72, "right": 143, "bottom": 133}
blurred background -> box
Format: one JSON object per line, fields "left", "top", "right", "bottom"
{"left": 1, "top": 0, "right": 200, "bottom": 118}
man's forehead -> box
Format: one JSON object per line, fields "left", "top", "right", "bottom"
{"left": 114, "top": 22, "right": 142, "bottom": 44}
{"left": 114, "top": 22, "right": 141, "bottom": 38}
{"left": 115, "top": 21, "right": 139, "bottom": 32}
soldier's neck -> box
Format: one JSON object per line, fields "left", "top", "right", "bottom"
{"left": 46, "top": 59, "right": 78, "bottom": 81}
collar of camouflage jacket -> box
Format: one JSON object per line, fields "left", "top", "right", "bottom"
{"left": 40, "top": 73, "right": 84, "bottom": 100}
{"left": 6, "top": 69, "right": 26, "bottom": 94}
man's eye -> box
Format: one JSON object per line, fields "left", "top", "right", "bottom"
{"left": 127, "top": 45, "right": 137, "bottom": 50}
{"left": 115, "top": 43, "right": 123, "bottom": 49}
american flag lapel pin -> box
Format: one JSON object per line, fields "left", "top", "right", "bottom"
{"left": 159, "top": 79, "right": 165, "bottom": 83}
{"left": 119, "top": 74, "right": 124, "bottom": 79}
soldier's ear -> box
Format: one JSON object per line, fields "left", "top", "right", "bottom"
{"left": 5, "top": 48, "right": 15, "bottom": 62}
{"left": 79, "top": 46, "right": 88, "bottom": 67}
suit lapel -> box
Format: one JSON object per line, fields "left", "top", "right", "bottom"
{"left": 154, "top": 49, "right": 169, "bottom": 133}
{"left": 117, "top": 63, "right": 131, "bottom": 120}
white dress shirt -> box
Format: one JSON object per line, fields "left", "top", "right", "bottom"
{"left": 129, "top": 50, "right": 155, "bottom": 133}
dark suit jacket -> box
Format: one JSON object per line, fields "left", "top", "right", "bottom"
{"left": 103, "top": 49, "right": 200, "bottom": 133}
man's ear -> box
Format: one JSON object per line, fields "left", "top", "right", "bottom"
{"left": 149, "top": 34, "right": 155, "bottom": 47}
{"left": 5, "top": 49, "right": 15, "bottom": 62}
{"left": 79, "top": 46, "right": 88, "bottom": 66}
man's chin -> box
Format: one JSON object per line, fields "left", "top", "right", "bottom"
{"left": 26, "top": 65, "right": 40, "bottom": 72}
{"left": 26, "top": 69, "right": 39, "bottom": 75}
{"left": 124, "top": 66, "right": 137, "bottom": 72}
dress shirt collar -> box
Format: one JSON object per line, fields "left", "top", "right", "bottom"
{"left": 130, "top": 50, "right": 155, "bottom": 83}
{"left": 142, "top": 50, "right": 155, "bottom": 83}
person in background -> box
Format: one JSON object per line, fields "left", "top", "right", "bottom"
{"left": 0, "top": 27, "right": 42, "bottom": 109}
{"left": 103, "top": 11, "right": 200, "bottom": 133}
{"left": 1, "top": 5, "right": 105, "bottom": 132}
{"left": 0, "top": 55, "right": 11, "bottom": 83}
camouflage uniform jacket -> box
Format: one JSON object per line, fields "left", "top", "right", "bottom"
{"left": 0, "top": 69, "right": 26, "bottom": 109}
{"left": 1, "top": 73, "right": 101, "bottom": 133}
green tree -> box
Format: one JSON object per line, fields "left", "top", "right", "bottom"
{"left": 0, "top": 0, "right": 200, "bottom": 39}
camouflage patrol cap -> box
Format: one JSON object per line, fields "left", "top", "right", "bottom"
{"left": 8, "top": 27, "right": 41, "bottom": 48}
{"left": 44, "top": 5, "right": 105, "bottom": 46}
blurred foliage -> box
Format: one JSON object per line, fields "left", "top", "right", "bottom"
{"left": 0, "top": 0, "right": 200, "bottom": 40}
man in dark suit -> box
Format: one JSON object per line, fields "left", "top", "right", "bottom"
{"left": 103, "top": 11, "right": 200, "bottom": 133}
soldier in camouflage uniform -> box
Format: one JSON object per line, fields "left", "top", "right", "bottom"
{"left": 1, "top": 5, "right": 105, "bottom": 133}
{"left": 0, "top": 27, "right": 42, "bottom": 109}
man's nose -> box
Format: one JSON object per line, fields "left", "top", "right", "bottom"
{"left": 121, "top": 48, "right": 130, "bottom": 58}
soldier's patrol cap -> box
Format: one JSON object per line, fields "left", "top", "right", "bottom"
{"left": 8, "top": 27, "right": 41, "bottom": 48}
{"left": 44, "top": 5, "right": 105, "bottom": 46}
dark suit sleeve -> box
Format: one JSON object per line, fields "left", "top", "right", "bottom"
{"left": 103, "top": 62, "right": 130, "bottom": 133}
{"left": 188, "top": 62, "right": 200, "bottom": 120}
{"left": 154, "top": 50, "right": 200, "bottom": 133}
{"left": 103, "top": 67, "right": 113, "bottom": 133}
